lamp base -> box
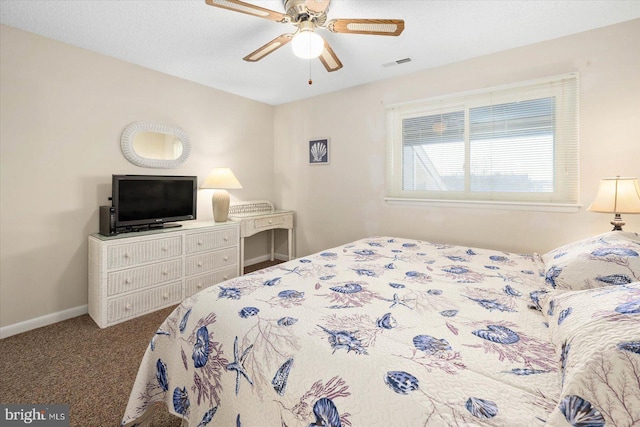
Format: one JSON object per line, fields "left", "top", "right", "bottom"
{"left": 212, "top": 190, "right": 230, "bottom": 222}
{"left": 610, "top": 213, "right": 625, "bottom": 231}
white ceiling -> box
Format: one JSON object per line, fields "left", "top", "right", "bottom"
{"left": 1, "top": 1, "right": 639, "bottom": 105}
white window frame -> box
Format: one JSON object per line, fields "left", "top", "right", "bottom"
{"left": 385, "top": 73, "right": 580, "bottom": 212}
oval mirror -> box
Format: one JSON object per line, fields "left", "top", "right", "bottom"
{"left": 121, "top": 122, "right": 191, "bottom": 168}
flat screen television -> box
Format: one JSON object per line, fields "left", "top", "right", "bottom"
{"left": 111, "top": 174, "right": 197, "bottom": 231}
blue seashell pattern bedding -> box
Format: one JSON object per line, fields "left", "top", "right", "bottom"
{"left": 121, "top": 233, "right": 640, "bottom": 426}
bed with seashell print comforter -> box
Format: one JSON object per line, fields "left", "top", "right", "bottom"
{"left": 121, "top": 234, "right": 640, "bottom": 427}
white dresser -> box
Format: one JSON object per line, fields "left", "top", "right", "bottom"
{"left": 88, "top": 221, "right": 239, "bottom": 328}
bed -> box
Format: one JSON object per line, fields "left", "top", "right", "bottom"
{"left": 121, "top": 231, "right": 640, "bottom": 426}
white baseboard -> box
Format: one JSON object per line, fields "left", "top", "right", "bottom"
{"left": 0, "top": 305, "right": 88, "bottom": 339}
{"left": 0, "top": 253, "right": 292, "bottom": 339}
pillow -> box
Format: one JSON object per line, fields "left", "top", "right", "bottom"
{"left": 539, "top": 283, "right": 640, "bottom": 426}
{"left": 541, "top": 231, "right": 640, "bottom": 290}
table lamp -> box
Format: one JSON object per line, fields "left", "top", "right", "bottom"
{"left": 201, "top": 168, "right": 242, "bottom": 222}
{"left": 587, "top": 176, "right": 640, "bottom": 231}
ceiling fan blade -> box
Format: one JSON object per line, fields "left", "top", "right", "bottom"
{"left": 205, "top": 0, "right": 288, "bottom": 23}
{"left": 318, "top": 39, "right": 343, "bottom": 72}
{"left": 305, "top": 0, "right": 331, "bottom": 14}
{"left": 243, "top": 34, "right": 293, "bottom": 62}
{"left": 326, "top": 19, "right": 405, "bottom": 36}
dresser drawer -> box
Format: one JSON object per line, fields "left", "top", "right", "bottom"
{"left": 107, "top": 259, "right": 182, "bottom": 296}
{"left": 89, "top": 221, "right": 240, "bottom": 328}
{"left": 107, "top": 281, "right": 182, "bottom": 324}
{"left": 185, "top": 247, "right": 237, "bottom": 276}
{"left": 107, "top": 236, "right": 182, "bottom": 270}
{"left": 185, "top": 228, "right": 239, "bottom": 254}
{"left": 184, "top": 265, "right": 238, "bottom": 297}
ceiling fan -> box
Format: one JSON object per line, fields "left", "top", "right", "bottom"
{"left": 204, "top": 0, "right": 405, "bottom": 72}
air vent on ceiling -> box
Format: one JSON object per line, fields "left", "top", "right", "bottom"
{"left": 383, "top": 58, "right": 412, "bottom": 68}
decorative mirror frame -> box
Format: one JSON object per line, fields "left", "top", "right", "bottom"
{"left": 120, "top": 121, "right": 192, "bottom": 168}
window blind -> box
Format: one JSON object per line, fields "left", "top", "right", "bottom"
{"left": 386, "top": 73, "right": 579, "bottom": 205}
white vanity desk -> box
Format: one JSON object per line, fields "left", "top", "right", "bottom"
{"left": 228, "top": 201, "right": 295, "bottom": 274}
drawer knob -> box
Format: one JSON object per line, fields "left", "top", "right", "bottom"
{"left": 161, "top": 247, "right": 168, "bottom": 251}
{"left": 125, "top": 278, "right": 132, "bottom": 284}
{"left": 223, "top": 275, "right": 229, "bottom": 280}
{"left": 223, "top": 236, "right": 229, "bottom": 241}
{"left": 197, "top": 262, "right": 203, "bottom": 267}
{"left": 125, "top": 303, "right": 132, "bottom": 311}
{"left": 197, "top": 283, "right": 203, "bottom": 289}
{"left": 223, "top": 256, "right": 229, "bottom": 262}
{"left": 268, "top": 220, "right": 273, "bottom": 224}
{"left": 124, "top": 253, "right": 131, "bottom": 258}
{"left": 162, "top": 270, "right": 168, "bottom": 275}
{"left": 163, "top": 293, "right": 169, "bottom": 299}
{"left": 198, "top": 241, "right": 203, "bottom": 246}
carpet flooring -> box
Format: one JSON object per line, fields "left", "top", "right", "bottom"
{"left": 0, "top": 260, "right": 281, "bottom": 426}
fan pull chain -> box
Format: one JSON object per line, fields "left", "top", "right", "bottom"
{"left": 308, "top": 59, "right": 313, "bottom": 85}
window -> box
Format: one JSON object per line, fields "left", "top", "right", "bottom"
{"left": 385, "top": 74, "right": 579, "bottom": 208}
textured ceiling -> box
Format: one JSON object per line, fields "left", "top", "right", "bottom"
{"left": 1, "top": 1, "right": 639, "bottom": 105}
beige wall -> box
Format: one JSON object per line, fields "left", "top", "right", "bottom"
{"left": 0, "top": 25, "right": 275, "bottom": 329}
{"left": 2, "top": 20, "right": 639, "bottom": 333}
{"left": 274, "top": 19, "right": 640, "bottom": 257}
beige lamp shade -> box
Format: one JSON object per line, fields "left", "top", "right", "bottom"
{"left": 587, "top": 176, "right": 640, "bottom": 231}
{"left": 201, "top": 168, "right": 243, "bottom": 222}
{"left": 201, "top": 168, "right": 243, "bottom": 190}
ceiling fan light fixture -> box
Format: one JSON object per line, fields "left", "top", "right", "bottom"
{"left": 291, "top": 29, "right": 324, "bottom": 59}
{"left": 206, "top": 0, "right": 405, "bottom": 72}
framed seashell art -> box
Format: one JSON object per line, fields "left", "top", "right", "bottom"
{"left": 309, "top": 138, "right": 329, "bottom": 165}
